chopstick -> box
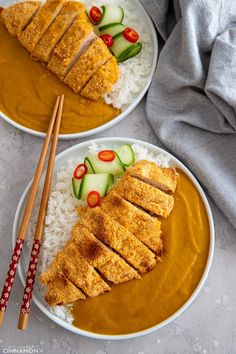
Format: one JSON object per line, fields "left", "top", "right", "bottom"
{"left": 18, "top": 95, "right": 64, "bottom": 330}
{"left": 0, "top": 96, "right": 61, "bottom": 327}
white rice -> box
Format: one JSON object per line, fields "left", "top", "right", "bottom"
{"left": 26, "top": 144, "right": 170, "bottom": 324}
{"left": 80, "top": 0, "right": 154, "bottom": 109}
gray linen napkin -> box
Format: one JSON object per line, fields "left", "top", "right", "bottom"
{"left": 141, "top": 0, "right": 236, "bottom": 229}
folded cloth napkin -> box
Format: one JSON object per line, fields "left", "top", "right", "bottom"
{"left": 141, "top": 0, "right": 236, "bottom": 229}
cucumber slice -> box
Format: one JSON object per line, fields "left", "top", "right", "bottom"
{"left": 84, "top": 157, "right": 95, "bottom": 173}
{"left": 85, "top": 152, "right": 124, "bottom": 175}
{"left": 98, "top": 5, "right": 124, "bottom": 28}
{"left": 116, "top": 144, "right": 135, "bottom": 167}
{"left": 79, "top": 173, "right": 113, "bottom": 201}
{"left": 99, "top": 23, "right": 125, "bottom": 37}
{"left": 118, "top": 42, "right": 142, "bottom": 62}
{"left": 111, "top": 33, "right": 142, "bottom": 62}
{"left": 72, "top": 178, "right": 82, "bottom": 198}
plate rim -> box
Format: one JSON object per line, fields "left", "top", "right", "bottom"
{"left": 0, "top": 0, "right": 158, "bottom": 140}
{"left": 13, "top": 137, "right": 215, "bottom": 340}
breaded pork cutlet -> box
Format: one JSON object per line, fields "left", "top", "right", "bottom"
{"left": 40, "top": 268, "right": 86, "bottom": 306}
{"left": 41, "top": 241, "right": 110, "bottom": 297}
{"left": 33, "top": 1, "right": 85, "bottom": 62}
{"left": 64, "top": 38, "right": 112, "bottom": 93}
{"left": 18, "top": 0, "right": 65, "bottom": 53}
{"left": 48, "top": 12, "right": 95, "bottom": 79}
{"left": 81, "top": 56, "right": 119, "bottom": 100}
{"left": 80, "top": 207, "right": 156, "bottom": 273}
{"left": 128, "top": 160, "right": 178, "bottom": 194}
{"left": 101, "top": 191, "right": 163, "bottom": 254}
{"left": 45, "top": 275, "right": 85, "bottom": 306}
{"left": 0, "top": 1, "right": 40, "bottom": 37}
{"left": 72, "top": 224, "right": 140, "bottom": 284}
{"left": 115, "top": 174, "right": 174, "bottom": 218}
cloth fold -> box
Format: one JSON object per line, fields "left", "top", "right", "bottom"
{"left": 141, "top": 0, "right": 236, "bottom": 228}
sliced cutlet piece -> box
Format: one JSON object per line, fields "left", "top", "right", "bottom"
{"left": 72, "top": 223, "right": 140, "bottom": 284}
{"left": 101, "top": 190, "right": 163, "bottom": 254}
{"left": 128, "top": 160, "right": 178, "bottom": 194}
{"left": 40, "top": 267, "right": 85, "bottom": 306}
{"left": 115, "top": 174, "right": 174, "bottom": 218}
{"left": 41, "top": 241, "right": 110, "bottom": 297}
{"left": 45, "top": 275, "right": 85, "bottom": 306}
{"left": 64, "top": 38, "right": 111, "bottom": 93}
{"left": 81, "top": 56, "right": 119, "bottom": 100}
{"left": 59, "top": 242, "right": 110, "bottom": 296}
{"left": 0, "top": 1, "right": 40, "bottom": 37}
{"left": 48, "top": 12, "right": 95, "bottom": 80}
{"left": 33, "top": 1, "right": 85, "bottom": 62}
{"left": 18, "top": 0, "right": 65, "bottom": 53}
{"left": 80, "top": 207, "right": 156, "bottom": 273}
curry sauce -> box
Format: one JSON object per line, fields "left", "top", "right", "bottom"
{"left": 72, "top": 170, "right": 210, "bottom": 335}
{"left": 0, "top": 23, "right": 120, "bottom": 134}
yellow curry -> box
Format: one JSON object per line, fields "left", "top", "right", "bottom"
{"left": 72, "top": 170, "right": 210, "bottom": 335}
{"left": 0, "top": 23, "right": 120, "bottom": 134}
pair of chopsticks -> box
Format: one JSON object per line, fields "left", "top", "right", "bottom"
{"left": 0, "top": 95, "right": 64, "bottom": 330}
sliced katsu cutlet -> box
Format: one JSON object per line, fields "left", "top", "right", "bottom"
{"left": 45, "top": 275, "right": 85, "bottom": 306}
{"left": 64, "top": 38, "right": 112, "bottom": 93}
{"left": 128, "top": 160, "right": 178, "bottom": 194}
{"left": 72, "top": 223, "right": 140, "bottom": 284}
{"left": 48, "top": 12, "right": 95, "bottom": 79}
{"left": 0, "top": 1, "right": 41, "bottom": 37}
{"left": 81, "top": 56, "right": 119, "bottom": 100}
{"left": 40, "top": 268, "right": 85, "bottom": 306}
{"left": 115, "top": 174, "right": 174, "bottom": 218}
{"left": 18, "top": 0, "right": 65, "bottom": 53}
{"left": 41, "top": 241, "right": 110, "bottom": 297}
{"left": 101, "top": 191, "right": 163, "bottom": 254}
{"left": 33, "top": 1, "right": 85, "bottom": 62}
{"left": 80, "top": 207, "right": 156, "bottom": 274}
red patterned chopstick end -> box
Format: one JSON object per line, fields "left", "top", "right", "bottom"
{"left": 0, "top": 239, "right": 24, "bottom": 312}
{"left": 20, "top": 239, "right": 41, "bottom": 314}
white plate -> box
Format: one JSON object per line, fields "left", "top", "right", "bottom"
{"left": 0, "top": 0, "right": 158, "bottom": 140}
{"left": 13, "top": 137, "right": 215, "bottom": 340}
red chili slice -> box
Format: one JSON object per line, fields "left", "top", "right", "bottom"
{"left": 89, "top": 6, "right": 102, "bottom": 24}
{"left": 73, "top": 164, "right": 88, "bottom": 179}
{"left": 87, "top": 191, "right": 101, "bottom": 208}
{"left": 123, "top": 27, "right": 139, "bottom": 43}
{"left": 100, "top": 34, "right": 114, "bottom": 47}
{"left": 98, "top": 150, "right": 116, "bottom": 162}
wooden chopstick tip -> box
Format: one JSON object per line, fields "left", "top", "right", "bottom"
{"left": 59, "top": 94, "right": 65, "bottom": 113}
{"left": 18, "top": 312, "right": 29, "bottom": 330}
{"left": 0, "top": 311, "right": 5, "bottom": 327}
